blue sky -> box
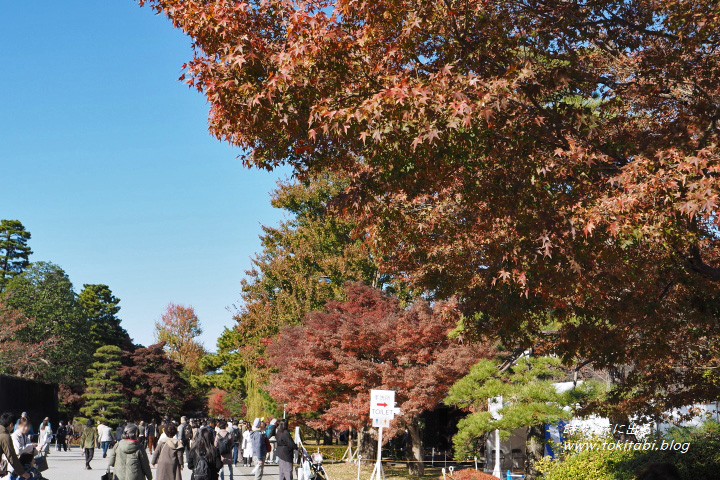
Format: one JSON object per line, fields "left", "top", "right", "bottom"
{"left": 0, "top": 1, "right": 289, "bottom": 350}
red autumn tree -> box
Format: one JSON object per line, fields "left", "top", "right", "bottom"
{"left": 120, "top": 342, "right": 204, "bottom": 420}
{"left": 140, "top": 0, "right": 720, "bottom": 418}
{"left": 208, "top": 388, "right": 232, "bottom": 418}
{"left": 0, "top": 302, "right": 58, "bottom": 379}
{"left": 267, "top": 282, "right": 493, "bottom": 475}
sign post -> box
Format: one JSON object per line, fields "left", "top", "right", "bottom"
{"left": 369, "top": 389, "right": 397, "bottom": 480}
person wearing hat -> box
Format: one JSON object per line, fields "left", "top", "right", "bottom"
{"left": 109, "top": 423, "right": 153, "bottom": 480}
{"left": 250, "top": 419, "right": 268, "bottom": 480}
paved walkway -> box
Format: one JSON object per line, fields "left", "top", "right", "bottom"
{"left": 40, "top": 446, "right": 279, "bottom": 480}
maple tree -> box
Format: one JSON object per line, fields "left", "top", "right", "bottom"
{"left": 0, "top": 301, "right": 58, "bottom": 379}
{"left": 155, "top": 302, "right": 207, "bottom": 376}
{"left": 267, "top": 282, "right": 493, "bottom": 475}
{"left": 140, "top": 0, "right": 720, "bottom": 417}
{"left": 120, "top": 342, "right": 204, "bottom": 420}
{"left": 208, "top": 388, "right": 232, "bottom": 418}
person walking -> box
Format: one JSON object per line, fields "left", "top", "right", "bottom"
{"left": 108, "top": 423, "right": 153, "bottom": 480}
{"left": 9, "top": 416, "right": 35, "bottom": 480}
{"left": 228, "top": 421, "right": 240, "bottom": 467}
{"left": 214, "top": 421, "right": 234, "bottom": 480}
{"left": 250, "top": 419, "right": 268, "bottom": 480}
{"left": 241, "top": 425, "right": 253, "bottom": 468}
{"left": 80, "top": 419, "right": 98, "bottom": 470}
{"left": 0, "top": 413, "right": 30, "bottom": 480}
{"left": 275, "top": 420, "right": 297, "bottom": 480}
{"left": 151, "top": 423, "right": 183, "bottom": 480}
{"left": 188, "top": 428, "right": 223, "bottom": 480}
{"left": 146, "top": 421, "right": 157, "bottom": 455}
{"left": 178, "top": 417, "right": 192, "bottom": 465}
{"left": 55, "top": 421, "right": 68, "bottom": 452}
{"left": 138, "top": 421, "right": 147, "bottom": 449}
{"left": 116, "top": 422, "right": 127, "bottom": 443}
{"left": 38, "top": 418, "right": 52, "bottom": 456}
{"left": 265, "top": 419, "right": 277, "bottom": 464}
{"left": 98, "top": 421, "right": 114, "bottom": 458}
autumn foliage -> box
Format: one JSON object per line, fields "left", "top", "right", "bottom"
{"left": 155, "top": 303, "right": 206, "bottom": 376}
{"left": 266, "top": 282, "right": 493, "bottom": 431}
{"left": 140, "top": 0, "right": 720, "bottom": 417}
{"left": 208, "top": 388, "right": 232, "bottom": 418}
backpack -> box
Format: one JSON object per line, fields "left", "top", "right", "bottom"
{"left": 217, "top": 433, "right": 232, "bottom": 456}
{"left": 182, "top": 425, "right": 193, "bottom": 443}
{"left": 231, "top": 428, "right": 241, "bottom": 444}
{"left": 192, "top": 453, "right": 211, "bottom": 480}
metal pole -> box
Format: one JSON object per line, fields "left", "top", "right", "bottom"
{"left": 492, "top": 430, "right": 501, "bottom": 478}
{"left": 377, "top": 427, "right": 384, "bottom": 480}
{"left": 431, "top": 448, "right": 435, "bottom": 467}
{"left": 474, "top": 456, "right": 478, "bottom": 471}
{"left": 357, "top": 455, "right": 362, "bottom": 480}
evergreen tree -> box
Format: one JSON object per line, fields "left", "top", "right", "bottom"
{"left": 0, "top": 220, "right": 32, "bottom": 292}
{"left": 4, "top": 262, "right": 92, "bottom": 384}
{"left": 80, "top": 345, "right": 124, "bottom": 425}
{"left": 78, "top": 284, "right": 131, "bottom": 350}
{"left": 446, "top": 356, "right": 602, "bottom": 479}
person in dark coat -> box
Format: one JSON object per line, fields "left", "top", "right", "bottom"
{"left": 275, "top": 420, "right": 297, "bottom": 480}
{"left": 116, "top": 422, "right": 127, "bottom": 443}
{"left": 250, "top": 419, "right": 268, "bottom": 480}
{"left": 55, "top": 421, "right": 68, "bottom": 452}
{"left": 188, "top": 428, "right": 223, "bottom": 480}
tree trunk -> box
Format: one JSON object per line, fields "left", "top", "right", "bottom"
{"left": 525, "top": 424, "right": 545, "bottom": 480}
{"left": 358, "top": 427, "right": 377, "bottom": 460}
{"left": 323, "top": 430, "right": 334, "bottom": 445}
{"left": 405, "top": 418, "right": 425, "bottom": 476}
{"left": 608, "top": 365, "right": 637, "bottom": 443}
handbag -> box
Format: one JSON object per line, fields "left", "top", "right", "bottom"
{"left": 0, "top": 456, "right": 8, "bottom": 478}
{"left": 101, "top": 468, "right": 112, "bottom": 480}
{"left": 33, "top": 454, "right": 48, "bottom": 472}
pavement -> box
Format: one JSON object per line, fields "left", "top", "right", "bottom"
{"left": 38, "top": 446, "right": 279, "bottom": 480}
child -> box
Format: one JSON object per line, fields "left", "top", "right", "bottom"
{"left": 18, "top": 453, "right": 45, "bottom": 480}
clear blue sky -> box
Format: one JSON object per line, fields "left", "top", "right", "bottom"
{"left": 1, "top": 1, "right": 289, "bottom": 350}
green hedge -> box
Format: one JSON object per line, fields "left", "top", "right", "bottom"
{"left": 537, "top": 422, "right": 720, "bottom": 479}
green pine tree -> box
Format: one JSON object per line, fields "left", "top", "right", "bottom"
{"left": 0, "top": 220, "right": 32, "bottom": 292}
{"left": 446, "top": 356, "right": 603, "bottom": 479}
{"left": 80, "top": 345, "right": 124, "bottom": 426}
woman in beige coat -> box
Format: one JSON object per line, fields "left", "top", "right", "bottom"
{"left": 151, "top": 423, "right": 183, "bottom": 480}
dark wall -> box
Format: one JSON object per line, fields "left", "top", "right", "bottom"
{"left": 421, "top": 404, "right": 468, "bottom": 453}
{"left": 0, "top": 375, "right": 59, "bottom": 434}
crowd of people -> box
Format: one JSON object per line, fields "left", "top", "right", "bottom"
{"left": 0, "top": 412, "right": 297, "bottom": 480}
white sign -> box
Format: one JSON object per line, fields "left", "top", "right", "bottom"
{"left": 370, "top": 389, "right": 396, "bottom": 420}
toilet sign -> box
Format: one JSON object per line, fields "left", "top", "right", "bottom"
{"left": 369, "top": 389, "right": 398, "bottom": 480}
{"left": 370, "top": 389, "right": 397, "bottom": 420}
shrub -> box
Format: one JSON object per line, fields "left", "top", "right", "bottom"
{"left": 536, "top": 422, "right": 720, "bottom": 480}
{"left": 442, "top": 467, "right": 501, "bottom": 480}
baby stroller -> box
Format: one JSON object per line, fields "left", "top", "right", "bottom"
{"left": 299, "top": 448, "right": 328, "bottom": 480}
